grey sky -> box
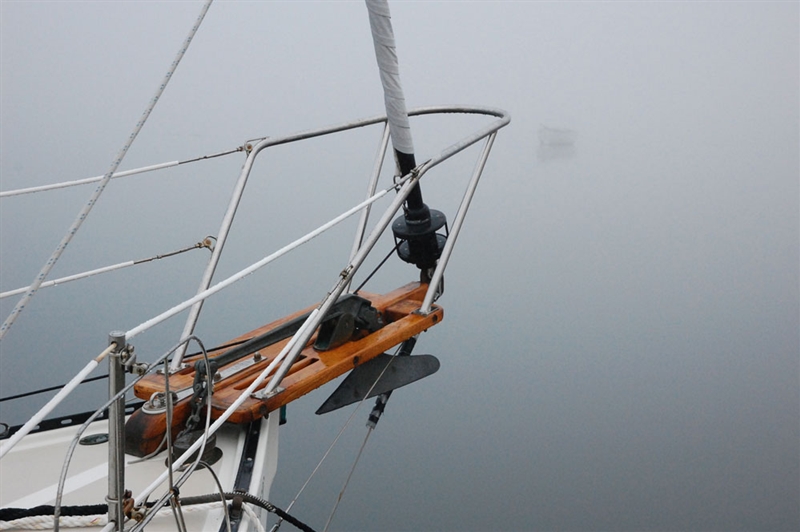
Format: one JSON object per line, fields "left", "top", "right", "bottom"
{"left": 1, "top": 1, "right": 798, "bottom": 531}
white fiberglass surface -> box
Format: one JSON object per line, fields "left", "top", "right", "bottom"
{"left": 0, "top": 418, "right": 274, "bottom": 531}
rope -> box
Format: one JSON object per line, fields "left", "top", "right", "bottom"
{"left": 0, "top": 502, "right": 232, "bottom": 530}
{"left": 0, "top": 0, "right": 214, "bottom": 341}
{"left": 242, "top": 503, "right": 267, "bottom": 532}
{"left": 0, "top": 506, "right": 108, "bottom": 522}
{"left": 0, "top": 514, "right": 107, "bottom": 530}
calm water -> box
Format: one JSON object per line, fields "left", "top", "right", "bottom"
{"left": 1, "top": 2, "right": 797, "bottom": 530}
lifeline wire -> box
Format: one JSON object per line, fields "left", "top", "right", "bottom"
{"left": 0, "top": 0, "right": 214, "bottom": 341}
{"left": 0, "top": 374, "right": 108, "bottom": 403}
{"left": 0, "top": 238, "right": 212, "bottom": 300}
{"left": 0, "top": 161, "right": 179, "bottom": 198}
{"left": 0, "top": 147, "right": 242, "bottom": 198}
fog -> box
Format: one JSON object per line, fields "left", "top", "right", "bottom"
{"left": 1, "top": 2, "right": 797, "bottom": 531}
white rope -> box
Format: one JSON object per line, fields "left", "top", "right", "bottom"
{"left": 0, "top": 514, "right": 107, "bottom": 530}
{"left": 0, "top": 502, "right": 230, "bottom": 530}
{"left": 0, "top": 0, "right": 214, "bottom": 341}
{"left": 242, "top": 504, "right": 267, "bottom": 532}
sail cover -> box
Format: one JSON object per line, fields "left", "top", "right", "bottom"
{"left": 365, "top": 0, "right": 414, "bottom": 156}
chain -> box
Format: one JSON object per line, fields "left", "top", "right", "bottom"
{"left": 181, "top": 369, "right": 212, "bottom": 436}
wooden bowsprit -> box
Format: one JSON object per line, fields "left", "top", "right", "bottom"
{"left": 126, "top": 282, "right": 442, "bottom": 455}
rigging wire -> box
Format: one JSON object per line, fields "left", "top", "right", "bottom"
{"left": 168, "top": 496, "right": 189, "bottom": 532}
{"left": 49, "top": 348, "right": 153, "bottom": 531}
{"left": 0, "top": 161, "right": 180, "bottom": 199}
{"left": 352, "top": 241, "right": 401, "bottom": 294}
{"left": 0, "top": 237, "right": 214, "bottom": 300}
{"left": 0, "top": 147, "right": 244, "bottom": 199}
{"left": 322, "top": 427, "right": 374, "bottom": 532}
{"left": 321, "top": 338, "right": 417, "bottom": 531}
{"left": 302, "top": 8, "right": 423, "bottom": 523}
{"left": 0, "top": 374, "right": 108, "bottom": 403}
{"left": 128, "top": 431, "right": 169, "bottom": 465}
{"left": 270, "top": 343, "right": 405, "bottom": 532}
{"left": 0, "top": 0, "right": 215, "bottom": 341}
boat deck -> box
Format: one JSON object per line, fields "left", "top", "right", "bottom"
{"left": 0, "top": 417, "right": 277, "bottom": 531}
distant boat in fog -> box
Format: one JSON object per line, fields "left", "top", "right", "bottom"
{"left": 539, "top": 125, "right": 577, "bottom": 146}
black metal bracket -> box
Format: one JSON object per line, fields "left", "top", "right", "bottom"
{"left": 313, "top": 295, "right": 383, "bottom": 351}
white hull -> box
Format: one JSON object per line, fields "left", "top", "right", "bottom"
{"left": 1, "top": 415, "right": 279, "bottom": 531}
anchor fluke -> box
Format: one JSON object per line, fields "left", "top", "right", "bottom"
{"left": 315, "top": 353, "right": 440, "bottom": 415}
